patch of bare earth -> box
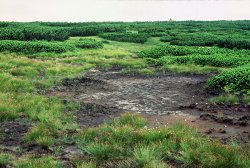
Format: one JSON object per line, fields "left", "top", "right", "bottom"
{"left": 47, "top": 69, "right": 250, "bottom": 144}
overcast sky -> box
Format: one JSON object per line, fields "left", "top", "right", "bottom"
{"left": 0, "top": 0, "right": 249, "bottom": 22}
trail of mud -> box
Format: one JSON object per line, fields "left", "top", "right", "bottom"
{"left": 47, "top": 69, "right": 250, "bottom": 143}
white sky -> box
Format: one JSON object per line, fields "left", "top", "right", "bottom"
{"left": 0, "top": 0, "right": 249, "bottom": 22}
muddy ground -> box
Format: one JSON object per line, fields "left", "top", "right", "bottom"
{"left": 0, "top": 68, "right": 249, "bottom": 167}
{"left": 48, "top": 68, "right": 250, "bottom": 144}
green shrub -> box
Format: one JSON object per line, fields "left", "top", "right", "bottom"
{"left": 68, "top": 25, "right": 123, "bottom": 37}
{"left": 99, "top": 32, "right": 148, "bottom": 43}
{"left": 208, "top": 64, "right": 250, "bottom": 92}
{"left": 0, "top": 27, "right": 70, "bottom": 41}
{"left": 160, "top": 54, "right": 250, "bottom": 67}
{"left": 74, "top": 38, "right": 103, "bottom": 49}
{"left": 0, "top": 40, "right": 75, "bottom": 53}
{"left": 160, "top": 36, "right": 173, "bottom": 42}
{"left": 217, "top": 39, "right": 250, "bottom": 50}
{"left": 169, "top": 33, "right": 219, "bottom": 47}
{"left": 138, "top": 45, "right": 195, "bottom": 58}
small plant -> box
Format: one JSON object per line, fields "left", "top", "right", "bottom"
{"left": 36, "top": 136, "right": 54, "bottom": 149}
{"left": 114, "top": 112, "right": 147, "bottom": 128}
{"left": 83, "top": 143, "right": 120, "bottom": 162}
{"left": 207, "top": 64, "right": 250, "bottom": 92}
{"left": 0, "top": 153, "right": 11, "bottom": 167}
{"left": 133, "top": 145, "right": 164, "bottom": 168}
{"left": 209, "top": 95, "right": 238, "bottom": 105}
{"left": 138, "top": 68, "right": 154, "bottom": 75}
{"left": 16, "top": 156, "right": 62, "bottom": 168}
{"left": 99, "top": 32, "right": 148, "bottom": 43}
{"left": 0, "top": 40, "right": 75, "bottom": 53}
{"left": 76, "top": 162, "right": 96, "bottom": 168}
{"left": 243, "top": 94, "right": 250, "bottom": 105}
{"left": 74, "top": 38, "right": 103, "bottom": 49}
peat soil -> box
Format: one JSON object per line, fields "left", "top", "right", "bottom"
{"left": 48, "top": 68, "right": 250, "bottom": 144}
{"left": 1, "top": 68, "right": 249, "bottom": 167}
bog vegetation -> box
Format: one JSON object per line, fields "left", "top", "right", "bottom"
{"left": 0, "top": 21, "right": 249, "bottom": 167}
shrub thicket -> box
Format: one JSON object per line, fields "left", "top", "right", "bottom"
{"left": 208, "top": 64, "right": 250, "bottom": 92}
{"left": 169, "top": 33, "right": 218, "bottom": 47}
{"left": 138, "top": 45, "right": 214, "bottom": 58}
{"left": 158, "top": 54, "right": 250, "bottom": 67}
{"left": 99, "top": 32, "right": 148, "bottom": 43}
{"left": 74, "top": 38, "right": 103, "bottom": 49}
{"left": 217, "top": 39, "right": 250, "bottom": 50}
{"left": 0, "top": 27, "right": 70, "bottom": 41}
{"left": 68, "top": 25, "right": 123, "bottom": 37}
{"left": 0, "top": 40, "right": 75, "bottom": 53}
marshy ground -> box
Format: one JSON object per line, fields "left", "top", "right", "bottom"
{"left": 47, "top": 68, "right": 250, "bottom": 144}
{"left": 0, "top": 21, "right": 250, "bottom": 167}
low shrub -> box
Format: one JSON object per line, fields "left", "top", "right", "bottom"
{"left": 0, "top": 40, "right": 75, "bottom": 53}
{"left": 0, "top": 27, "right": 70, "bottom": 41}
{"left": 160, "top": 36, "right": 173, "bottom": 42}
{"left": 217, "top": 39, "right": 250, "bottom": 50}
{"left": 138, "top": 45, "right": 195, "bottom": 58}
{"left": 74, "top": 38, "right": 103, "bottom": 49}
{"left": 159, "top": 54, "right": 250, "bottom": 67}
{"left": 169, "top": 33, "right": 219, "bottom": 47}
{"left": 207, "top": 64, "right": 250, "bottom": 92}
{"left": 99, "top": 32, "right": 148, "bottom": 43}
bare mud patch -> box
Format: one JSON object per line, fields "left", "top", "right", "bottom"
{"left": 77, "top": 103, "right": 122, "bottom": 126}
{"left": 47, "top": 69, "right": 250, "bottom": 143}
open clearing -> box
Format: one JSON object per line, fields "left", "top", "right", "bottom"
{"left": 47, "top": 69, "right": 250, "bottom": 143}
{"left": 0, "top": 21, "right": 250, "bottom": 167}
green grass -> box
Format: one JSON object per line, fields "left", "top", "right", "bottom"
{"left": 73, "top": 113, "right": 250, "bottom": 167}
{"left": 243, "top": 94, "right": 250, "bottom": 105}
{"left": 133, "top": 145, "right": 165, "bottom": 168}
{"left": 0, "top": 153, "right": 12, "bottom": 167}
{"left": 0, "top": 21, "right": 250, "bottom": 167}
{"left": 161, "top": 64, "right": 222, "bottom": 74}
{"left": 209, "top": 94, "right": 238, "bottom": 105}
{"left": 16, "top": 156, "right": 63, "bottom": 168}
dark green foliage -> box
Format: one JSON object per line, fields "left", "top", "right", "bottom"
{"left": 68, "top": 25, "right": 124, "bottom": 37}
{"left": 0, "top": 22, "right": 9, "bottom": 28}
{"left": 22, "top": 27, "right": 70, "bottom": 41}
{"left": 160, "top": 54, "right": 250, "bottom": 67}
{"left": 0, "top": 40, "right": 75, "bottom": 53}
{"left": 208, "top": 64, "right": 250, "bottom": 92}
{"left": 217, "top": 39, "right": 250, "bottom": 50}
{"left": 169, "top": 33, "right": 219, "bottom": 47}
{"left": 0, "top": 28, "right": 25, "bottom": 41}
{"left": 138, "top": 45, "right": 192, "bottom": 58}
{"left": 68, "top": 26, "right": 102, "bottom": 36}
{"left": 74, "top": 38, "right": 103, "bottom": 49}
{"left": 160, "top": 36, "right": 173, "bottom": 42}
{"left": 0, "top": 27, "right": 70, "bottom": 41}
{"left": 99, "top": 32, "right": 148, "bottom": 43}
{"left": 138, "top": 45, "right": 214, "bottom": 58}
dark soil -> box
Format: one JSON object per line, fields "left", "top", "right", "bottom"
{"left": 0, "top": 118, "right": 30, "bottom": 148}
{"left": 47, "top": 69, "right": 250, "bottom": 144}
{"left": 0, "top": 118, "right": 52, "bottom": 157}
{"left": 77, "top": 103, "right": 122, "bottom": 127}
